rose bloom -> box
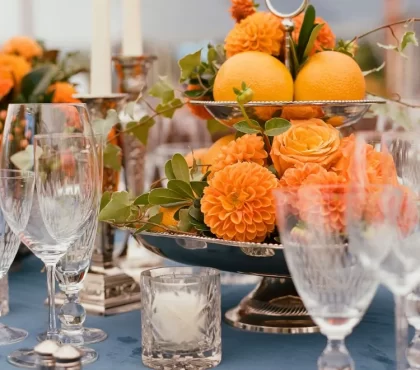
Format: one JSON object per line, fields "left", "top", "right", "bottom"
{"left": 270, "top": 119, "right": 341, "bottom": 176}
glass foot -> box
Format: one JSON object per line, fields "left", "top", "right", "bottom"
{"left": 37, "top": 327, "right": 108, "bottom": 345}
{"left": 8, "top": 346, "right": 98, "bottom": 368}
{"left": 0, "top": 326, "right": 28, "bottom": 346}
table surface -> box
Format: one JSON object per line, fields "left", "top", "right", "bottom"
{"left": 0, "top": 257, "right": 399, "bottom": 370}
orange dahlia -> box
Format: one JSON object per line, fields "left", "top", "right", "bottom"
{"left": 225, "top": 12, "right": 285, "bottom": 58}
{"left": 0, "top": 66, "right": 14, "bottom": 98}
{"left": 210, "top": 134, "right": 268, "bottom": 176}
{"left": 185, "top": 85, "right": 213, "bottom": 120}
{"left": 201, "top": 162, "right": 278, "bottom": 242}
{"left": 331, "top": 134, "right": 356, "bottom": 179}
{"left": 0, "top": 54, "right": 31, "bottom": 87}
{"left": 230, "top": 0, "right": 257, "bottom": 23}
{"left": 2, "top": 36, "right": 43, "bottom": 61}
{"left": 292, "top": 14, "right": 336, "bottom": 55}
{"left": 47, "top": 82, "right": 80, "bottom": 103}
{"left": 298, "top": 173, "right": 348, "bottom": 233}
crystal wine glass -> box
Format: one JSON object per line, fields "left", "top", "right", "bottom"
{"left": 348, "top": 130, "right": 420, "bottom": 370}
{"left": 0, "top": 169, "right": 34, "bottom": 345}
{"left": 0, "top": 105, "right": 100, "bottom": 367}
{"left": 275, "top": 185, "right": 379, "bottom": 370}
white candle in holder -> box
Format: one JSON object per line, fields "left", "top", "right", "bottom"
{"left": 122, "top": 0, "right": 144, "bottom": 56}
{"left": 152, "top": 290, "right": 206, "bottom": 344}
{"left": 91, "top": 0, "right": 112, "bottom": 95}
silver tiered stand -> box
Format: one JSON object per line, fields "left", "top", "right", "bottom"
{"left": 131, "top": 0, "right": 386, "bottom": 334}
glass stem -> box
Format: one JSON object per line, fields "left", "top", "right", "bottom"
{"left": 395, "top": 294, "right": 408, "bottom": 370}
{"left": 46, "top": 264, "right": 58, "bottom": 340}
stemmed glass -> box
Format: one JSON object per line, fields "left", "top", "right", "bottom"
{"left": 0, "top": 170, "right": 34, "bottom": 345}
{"left": 1, "top": 130, "right": 100, "bottom": 366}
{"left": 275, "top": 185, "right": 379, "bottom": 370}
{"left": 348, "top": 130, "right": 420, "bottom": 370}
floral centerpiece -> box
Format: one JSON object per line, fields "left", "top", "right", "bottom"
{"left": 99, "top": 1, "right": 419, "bottom": 244}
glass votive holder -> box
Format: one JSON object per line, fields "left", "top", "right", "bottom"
{"left": 140, "top": 267, "right": 222, "bottom": 369}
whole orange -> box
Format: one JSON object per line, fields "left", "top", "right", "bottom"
{"left": 295, "top": 51, "right": 366, "bottom": 101}
{"left": 151, "top": 206, "right": 181, "bottom": 232}
{"left": 213, "top": 51, "right": 293, "bottom": 103}
{"left": 184, "top": 148, "right": 209, "bottom": 174}
{"left": 202, "top": 134, "right": 236, "bottom": 171}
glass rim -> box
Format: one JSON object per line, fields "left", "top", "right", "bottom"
{"left": 0, "top": 169, "right": 34, "bottom": 179}
{"left": 34, "top": 133, "right": 96, "bottom": 140}
{"left": 7, "top": 103, "right": 87, "bottom": 109}
{"left": 141, "top": 267, "right": 220, "bottom": 281}
{"left": 355, "top": 130, "right": 420, "bottom": 141}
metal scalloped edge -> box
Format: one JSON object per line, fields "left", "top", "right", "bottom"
{"left": 189, "top": 99, "right": 386, "bottom": 107}
{"left": 138, "top": 231, "right": 283, "bottom": 249}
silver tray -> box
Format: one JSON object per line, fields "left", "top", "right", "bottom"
{"left": 135, "top": 232, "right": 319, "bottom": 334}
{"left": 189, "top": 99, "right": 385, "bottom": 129}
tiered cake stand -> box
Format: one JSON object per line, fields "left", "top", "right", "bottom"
{"left": 134, "top": 99, "right": 385, "bottom": 334}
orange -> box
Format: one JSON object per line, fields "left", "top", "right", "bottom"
{"left": 201, "top": 135, "right": 236, "bottom": 171}
{"left": 151, "top": 206, "right": 181, "bottom": 232}
{"left": 213, "top": 51, "right": 293, "bottom": 107}
{"left": 184, "top": 148, "right": 209, "bottom": 174}
{"left": 294, "top": 51, "right": 366, "bottom": 101}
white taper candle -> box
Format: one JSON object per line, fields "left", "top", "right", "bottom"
{"left": 122, "top": 0, "right": 144, "bottom": 56}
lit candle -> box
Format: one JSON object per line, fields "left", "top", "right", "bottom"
{"left": 90, "top": 0, "right": 112, "bottom": 95}
{"left": 151, "top": 290, "right": 206, "bottom": 344}
{"left": 122, "top": 0, "right": 144, "bottom": 56}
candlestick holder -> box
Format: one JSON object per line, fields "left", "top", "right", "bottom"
{"left": 112, "top": 55, "right": 163, "bottom": 270}
{"left": 71, "top": 93, "right": 142, "bottom": 315}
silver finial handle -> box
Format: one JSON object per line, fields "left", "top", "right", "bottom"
{"left": 265, "top": 0, "right": 308, "bottom": 19}
{"left": 265, "top": 0, "right": 309, "bottom": 71}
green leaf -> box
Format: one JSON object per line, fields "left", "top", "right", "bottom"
{"left": 10, "top": 145, "right": 41, "bottom": 170}
{"left": 124, "top": 102, "right": 137, "bottom": 120}
{"left": 149, "top": 188, "right": 186, "bottom": 205}
{"left": 191, "top": 181, "right": 207, "bottom": 197}
{"left": 206, "top": 119, "right": 229, "bottom": 135}
{"left": 401, "top": 31, "right": 419, "bottom": 52}
{"left": 303, "top": 23, "right": 325, "bottom": 59}
{"left": 290, "top": 41, "right": 300, "bottom": 78}
{"left": 233, "top": 120, "right": 261, "bottom": 134}
{"left": 297, "top": 4, "right": 316, "bottom": 60}
{"left": 165, "top": 160, "right": 176, "bottom": 180}
{"left": 92, "top": 109, "right": 119, "bottom": 136}
{"left": 189, "top": 206, "right": 204, "bottom": 223}
{"left": 167, "top": 180, "right": 195, "bottom": 199}
{"left": 100, "top": 191, "right": 112, "bottom": 211}
{"left": 207, "top": 47, "right": 218, "bottom": 66}
{"left": 184, "top": 89, "right": 206, "bottom": 98}
{"left": 136, "top": 213, "right": 163, "bottom": 233}
{"left": 133, "top": 193, "right": 150, "bottom": 205}
{"left": 171, "top": 153, "right": 190, "bottom": 182}
{"left": 155, "top": 98, "right": 183, "bottom": 119}
{"left": 264, "top": 118, "right": 291, "bottom": 136}
{"left": 20, "top": 65, "right": 57, "bottom": 101}
{"left": 126, "top": 116, "right": 156, "bottom": 146}
{"left": 161, "top": 201, "right": 192, "bottom": 208}
{"left": 363, "top": 62, "right": 386, "bottom": 77}
{"left": 103, "top": 143, "right": 122, "bottom": 171}
{"left": 99, "top": 191, "right": 132, "bottom": 223}
{"left": 179, "top": 49, "right": 202, "bottom": 82}
{"left": 178, "top": 209, "right": 193, "bottom": 232}
{"left": 149, "top": 77, "right": 175, "bottom": 104}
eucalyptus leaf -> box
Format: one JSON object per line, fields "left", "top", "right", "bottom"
{"left": 233, "top": 120, "right": 261, "bottom": 134}
{"left": 149, "top": 188, "right": 186, "bottom": 205}
{"left": 179, "top": 49, "right": 202, "bottom": 82}
{"left": 133, "top": 193, "right": 150, "bottom": 205}
{"left": 103, "top": 143, "right": 122, "bottom": 171}
{"left": 171, "top": 153, "right": 190, "bottom": 182}
{"left": 99, "top": 191, "right": 132, "bottom": 223}
{"left": 92, "top": 109, "right": 119, "bottom": 136}
{"left": 303, "top": 23, "right": 325, "bottom": 59}
{"left": 149, "top": 77, "right": 175, "bottom": 104}
{"left": 191, "top": 181, "right": 207, "bottom": 197}
{"left": 165, "top": 160, "right": 176, "bottom": 180}
{"left": 167, "top": 180, "right": 195, "bottom": 199}
{"left": 264, "top": 118, "right": 291, "bottom": 136}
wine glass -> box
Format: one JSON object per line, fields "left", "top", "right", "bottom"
{"left": 0, "top": 105, "right": 100, "bottom": 367}
{"left": 37, "top": 135, "right": 107, "bottom": 345}
{"left": 0, "top": 169, "right": 34, "bottom": 345}
{"left": 275, "top": 184, "right": 379, "bottom": 370}
{"left": 348, "top": 130, "right": 420, "bottom": 370}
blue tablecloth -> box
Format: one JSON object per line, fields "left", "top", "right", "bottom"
{"left": 0, "top": 257, "right": 399, "bottom": 370}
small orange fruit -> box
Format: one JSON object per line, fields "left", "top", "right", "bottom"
{"left": 294, "top": 51, "right": 366, "bottom": 101}
{"left": 151, "top": 206, "right": 181, "bottom": 232}
{"left": 214, "top": 51, "right": 293, "bottom": 102}
{"left": 184, "top": 148, "right": 209, "bottom": 174}
{"left": 201, "top": 135, "right": 236, "bottom": 171}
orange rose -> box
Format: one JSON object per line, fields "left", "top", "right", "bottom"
{"left": 331, "top": 134, "right": 355, "bottom": 180}
{"left": 270, "top": 119, "right": 341, "bottom": 176}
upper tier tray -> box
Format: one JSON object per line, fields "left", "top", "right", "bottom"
{"left": 189, "top": 99, "right": 386, "bottom": 129}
